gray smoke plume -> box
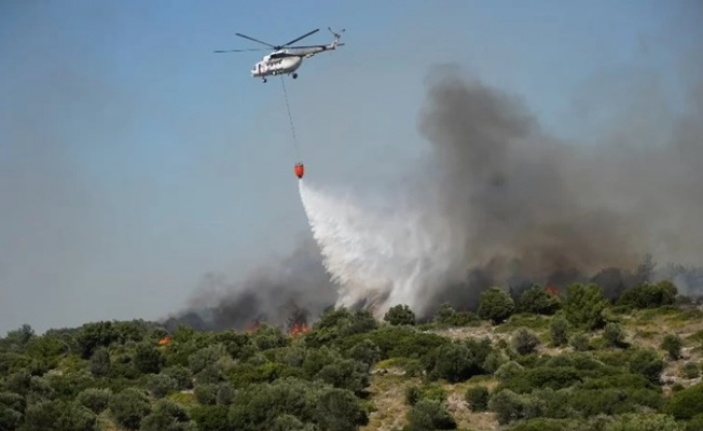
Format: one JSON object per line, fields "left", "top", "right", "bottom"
{"left": 171, "top": 58, "right": 703, "bottom": 330}
{"left": 164, "top": 237, "right": 337, "bottom": 331}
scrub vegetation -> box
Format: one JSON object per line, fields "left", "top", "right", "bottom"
{"left": 2, "top": 280, "right": 703, "bottom": 430}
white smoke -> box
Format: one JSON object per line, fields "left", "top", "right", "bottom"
{"left": 298, "top": 178, "right": 467, "bottom": 318}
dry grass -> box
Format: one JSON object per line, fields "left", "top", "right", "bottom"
{"left": 360, "top": 373, "right": 422, "bottom": 431}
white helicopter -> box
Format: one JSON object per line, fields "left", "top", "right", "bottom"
{"left": 214, "top": 27, "right": 345, "bottom": 83}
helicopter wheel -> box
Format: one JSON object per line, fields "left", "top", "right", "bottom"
{"left": 262, "top": 78, "right": 267, "bottom": 83}
{"left": 292, "top": 73, "right": 298, "bottom": 79}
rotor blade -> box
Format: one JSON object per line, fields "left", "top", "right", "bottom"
{"left": 235, "top": 33, "right": 276, "bottom": 48}
{"left": 282, "top": 28, "right": 319, "bottom": 47}
{"left": 213, "top": 48, "right": 268, "bottom": 53}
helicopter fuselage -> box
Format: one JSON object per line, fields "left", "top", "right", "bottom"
{"left": 250, "top": 42, "right": 343, "bottom": 80}
{"left": 251, "top": 55, "right": 303, "bottom": 78}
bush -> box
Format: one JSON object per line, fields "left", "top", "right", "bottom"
{"left": 660, "top": 334, "right": 683, "bottom": 360}
{"left": 563, "top": 284, "right": 606, "bottom": 330}
{"left": 570, "top": 333, "right": 590, "bottom": 352}
{"left": 681, "top": 362, "right": 700, "bottom": 379}
{"left": 465, "top": 386, "right": 489, "bottom": 411}
{"left": 617, "top": 281, "right": 678, "bottom": 310}
{"left": 434, "top": 303, "right": 479, "bottom": 326}
{"left": 603, "top": 322, "right": 627, "bottom": 348}
{"left": 384, "top": 305, "right": 416, "bottom": 326}
{"left": 478, "top": 288, "right": 515, "bottom": 324}
{"left": 108, "top": 387, "right": 151, "bottom": 430}
{"left": 76, "top": 388, "right": 112, "bottom": 414}
{"left": 665, "top": 382, "right": 703, "bottom": 420}
{"left": 162, "top": 365, "right": 193, "bottom": 390}
{"left": 404, "top": 398, "right": 456, "bottom": 430}
{"left": 550, "top": 316, "right": 569, "bottom": 346}
{"left": 512, "top": 329, "right": 540, "bottom": 356}
{"left": 146, "top": 373, "right": 177, "bottom": 398}
{"left": 518, "top": 286, "right": 561, "bottom": 315}
{"left": 629, "top": 349, "right": 664, "bottom": 384}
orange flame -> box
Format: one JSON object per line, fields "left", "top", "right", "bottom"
{"left": 545, "top": 286, "right": 559, "bottom": 296}
{"left": 158, "top": 335, "right": 171, "bottom": 346}
{"left": 246, "top": 319, "right": 261, "bottom": 333}
{"left": 289, "top": 322, "right": 309, "bottom": 336}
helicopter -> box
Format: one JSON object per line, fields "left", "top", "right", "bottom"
{"left": 214, "top": 27, "right": 345, "bottom": 83}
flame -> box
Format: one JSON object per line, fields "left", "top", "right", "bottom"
{"left": 246, "top": 319, "right": 261, "bottom": 333}
{"left": 545, "top": 286, "right": 559, "bottom": 296}
{"left": 158, "top": 335, "right": 171, "bottom": 346}
{"left": 289, "top": 322, "right": 309, "bottom": 336}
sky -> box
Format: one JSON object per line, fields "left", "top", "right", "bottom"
{"left": 0, "top": 0, "right": 700, "bottom": 334}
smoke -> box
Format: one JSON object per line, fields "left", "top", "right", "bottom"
{"left": 175, "top": 60, "right": 703, "bottom": 330}
{"left": 293, "top": 64, "right": 703, "bottom": 320}
{"left": 165, "top": 237, "right": 337, "bottom": 331}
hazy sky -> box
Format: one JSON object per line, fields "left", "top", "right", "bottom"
{"left": 1, "top": 0, "right": 699, "bottom": 334}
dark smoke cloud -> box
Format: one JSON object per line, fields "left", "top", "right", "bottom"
{"left": 166, "top": 237, "right": 337, "bottom": 331}
{"left": 170, "top": 55, "right": 703, "bottom": 330}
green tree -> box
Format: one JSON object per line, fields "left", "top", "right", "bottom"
{"left": 133, "top": 343, "right": 164, "bottom": 374}
{"left": 478, "top": 288, "right": 515, "bottom": 324}
{"left": 562, "top": 283, "right": 606, "bottom": 330}
{"left": 384, "top": 305, "right": 416, "bottom": 326}
{"left": 109, "top": 387, "right": 151, "bottom": 430}
{"left": 665, "top": 382, "right": 703, "bottom": 420}
{"left": 89, "top": 347, "right": 110, "bottom": 377}
{"left": 76, "top": 388, "right": 112, "bottom": 414}
{"left": 404, "top": 398, "right": 457, "bottom": 430}
{"left": 518, "top": 286, "right": 561, "bottom": 315}
{"left": 139, "top": 399, "right": 195, "bottom": 431}
{"left": 22, "top": 400, "right": 99, "bottom": 431}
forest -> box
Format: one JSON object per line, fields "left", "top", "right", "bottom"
{"left": 2, "top": 280, "right": 703, "bottom": 431}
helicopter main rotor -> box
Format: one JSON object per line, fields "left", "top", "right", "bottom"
{"left": 213, "top": 28, "right": 320, "bottom": 54}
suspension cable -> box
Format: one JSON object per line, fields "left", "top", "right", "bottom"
{"left": 280, "top": 76, "right": 301, "bottom": 160}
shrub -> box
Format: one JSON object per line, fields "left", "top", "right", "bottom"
{"left": 617, "top": 281, "right": 678, "bottom": 309}
{"left": 563, "top": 284, "right": 606, "bottom": 330}
{"left": 384, "top": 304, "right": 416, "bottom": 326}
{"left": 108, "top": 387, "right": 151, "bottom": 430}
{"left": 550, "top": 316, "right": 569, "bottom": 347}
{"left": 76, "top": 387, "right": 112, "bottom": 414}
{"left": 405, "top": 398, "right": 457, "bottom": 430}
{"left": 465, "top": 386, "right": 489, "bottom": 411}
{"left": 665, "top": 382, "right": 703, "bottom": 420}
{"left": 603, "top": 322, "right": 626, "bottom": 348}
{"left": 518, "top": 286, "right": 561, "bottom": 315}
{"left": 146, "top": 373, "right": 177, "bottom": 398}
{"left": 629, "top": 349, "right": 664, "bottom": 384}
{"left": 660, "top": 334, "right": 683, "bottom": 360}
{"left": 512, "top": 329, "right": 540, "bottom": 356}
{"left": 478, "top": 288, "right": 515, "bottom": 324}
{"left": 681, "top": 362, "right": 700, "bottom": 379}
{"left": 570, "top": 333, "right": 590, "bottom": 352}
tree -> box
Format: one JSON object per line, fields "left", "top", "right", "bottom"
{"left": 518, "top": 286, "right": 561, "bottom": 315}
{"left": 133, "top": 343, "right": 164, "bottom": 374}
{"left": 404, "top": 398, "right": 457, "bottom": 430}
{"left": 89, "top": 347, "right": 110, "bottom": 377}
{"left": 384, "top": 305, "right": 416, "bottom": 326}
{"left": 478, "top": 288, "right": 515, "bottom": 324}
{"left": 108, "top": 387, "right": 151, "bottom": 430}
{"left": 562, "top": 283, "right": 606, "bottom": 330}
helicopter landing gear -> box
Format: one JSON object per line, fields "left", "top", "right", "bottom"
{"left": 292, "top": 73, "right": 298, "bottom": 79}
{"left": 262, "top": 78, "right": 267, "bottom": 83}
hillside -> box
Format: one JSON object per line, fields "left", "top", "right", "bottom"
{"left": 2, "top": 281, "right": 703, "bottom": 431}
